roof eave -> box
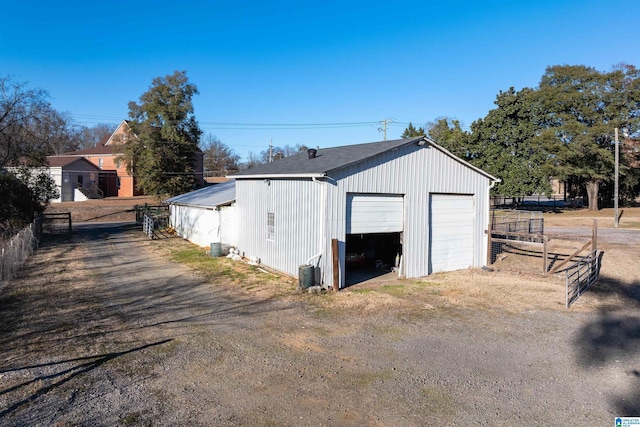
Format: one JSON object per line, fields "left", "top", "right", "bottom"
{"left": 231, "top": 172, "right": 327, "bottom": 180}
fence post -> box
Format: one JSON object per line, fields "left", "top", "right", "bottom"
{"left": 543, "top": 235, "right": 548, "bottom": 275}
{"left": 592, "top": 219, "right": 597, "bottom": 252}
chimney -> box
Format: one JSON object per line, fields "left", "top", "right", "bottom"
{"left": 307, "top": 148, "right": 317, "bottom": 159}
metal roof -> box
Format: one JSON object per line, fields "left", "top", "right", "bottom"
{"left": 165, "top": 179, "right": 236, "bottom": 207}
{"left": 232, "top": 136, "right": 498, "bottom": 182}
{"left": 232, "top": 137, "right": 423, "bottom": 178}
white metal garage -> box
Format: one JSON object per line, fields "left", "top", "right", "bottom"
{"left": 429, "top": 194, "right": 475, "bottom": 273}
{"left": 232, "top": 136, "right": 500, "bottom": 288}
{"left": 346, "top": 193, "right": 404, "bottom": 234}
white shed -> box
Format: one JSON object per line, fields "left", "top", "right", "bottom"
{"left": 46, "top": 156, "right": 102, "bottom": 202}
{"left": 232, "top": 136, "right": 499, "bottom": 289}
{"left": 165, "top": 180, "right": 237, "bottom": 248}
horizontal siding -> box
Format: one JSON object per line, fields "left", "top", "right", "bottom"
{"left": 346, "top": 194, "right": 404, "bottom": 233}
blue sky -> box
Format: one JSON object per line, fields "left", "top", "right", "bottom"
{"left": 2, "top": 0, "right": 639, "bottom": 162}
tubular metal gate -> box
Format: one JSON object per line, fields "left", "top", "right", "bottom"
{"left": 565, "top": 249, "right": 603, "bottom": 308}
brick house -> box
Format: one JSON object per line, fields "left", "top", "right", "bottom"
{"left": 66, "top": 120, "right": 204, "bottom": 197}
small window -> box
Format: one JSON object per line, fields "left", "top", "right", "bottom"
{"left": 267, "top": 212, "right": 275, "bottom": 241}
{"left": 115, "top": 159, "right": 121, "bottom": 168}
{"left": 98, "top": 158, "right": 103, "bottom": 168}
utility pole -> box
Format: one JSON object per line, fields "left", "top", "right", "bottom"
{"left": 269, "top": 138, "right": 273, "bottom": 163}
{"left": 379, "top": 119, "right": 394, "bottom": 141}
{"left": 614, "top": 128, "right": 619, "bottom": 228}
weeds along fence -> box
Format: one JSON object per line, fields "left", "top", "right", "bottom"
{"left": 0, "top": 217, "right": 42, "bottom": 283}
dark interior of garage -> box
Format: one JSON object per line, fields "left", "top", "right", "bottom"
{"left": 345, "top": 232, "right": 402, "bottom": 286}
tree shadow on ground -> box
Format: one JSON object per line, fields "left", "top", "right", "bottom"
{"left": 0, "top": 339, "right": 172, "bottom": 418}
{"left": 0, "top": 223, "right": 294, "bottom": 423}
{"left": 573, "top": 275, "right": 640, "bottom": 415}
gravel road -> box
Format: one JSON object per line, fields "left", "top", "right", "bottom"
{"left": 1, "top": 223, "right": 638, "bottom": 426}
{"left": 546, "top": 226, "right": 640, "bottom": 246}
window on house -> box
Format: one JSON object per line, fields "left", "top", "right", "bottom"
{"left": 98, "top": 158, "right": 103, "bottom": 168}
{"left": 115, "top": 159, "right": 121, "bottom": 168}
{"left": 267, "top": 212, "right": 275, "bottom": 241}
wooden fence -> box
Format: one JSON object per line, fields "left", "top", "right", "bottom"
{"left": 41, "top": 212, "right": 72, "bottom": 235}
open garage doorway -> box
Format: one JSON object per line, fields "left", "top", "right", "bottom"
{"left": 345, "top": 232, "right": 402, "bottom": 286}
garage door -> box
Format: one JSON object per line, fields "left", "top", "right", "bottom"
{"left": 430, "top": 194, "right": 474, "bottom": 273}
{"left": 346, "top": 194, "right": 404, "bottom": 234}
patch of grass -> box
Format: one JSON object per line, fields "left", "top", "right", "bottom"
{"left": 170, "top": 247, "right": 209, "bottom": 263}
{"left": 374, "top": 325, "right": 405, "bottom": 339}
{"left": 420, "top": 386, "right": 457, "bottom": 415}
{"left": 351, "top": 288, "right": 375, "bottom": 295}
{"left": 120, "top": 411, "right": 153, "bottom": 427}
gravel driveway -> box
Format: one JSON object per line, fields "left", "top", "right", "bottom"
{"left": 546, "top": 226, "right": 640, "bottom": 246}
{"left": 1, "top": 223, "right": 638, "bottom": 426}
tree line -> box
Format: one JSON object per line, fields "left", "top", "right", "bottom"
{"left": 403, "top": 64, "right": 640, "bottom": 210}
{"left": 0, "top": 76, "right": 116, "bottom": 237}
{"left": 3, "top": 63, "right": 638, "bottom": 235}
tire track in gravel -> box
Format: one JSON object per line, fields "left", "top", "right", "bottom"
{"left": 2, "top": 222, "right": 638, "bottom": 426}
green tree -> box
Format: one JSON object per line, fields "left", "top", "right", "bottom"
{"left": 400, "top": 122, "right": 425, "bottom": 138}
{"left": 427, "top": 117, "right": 470, "bottom": 159}
{"left": 123, "top": 71, "right": 202, "bottom": 198}
{"left": 537, "top": 64, "right": 640, "bottom": 210}
{"left": 467, "top": 88, "right": 551, "bottom": 197}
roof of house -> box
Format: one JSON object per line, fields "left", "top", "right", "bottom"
{"left": 47, "top": 156, "right": 101, "bottom": 169}
{"left": 232, "top": 136, "right": 498, "bottom": 181}
{"left": 65, "top": 145, "right": 119, "bottom": 156}
{"left": 165, "top": 179, "right": 236, "bottom": 207}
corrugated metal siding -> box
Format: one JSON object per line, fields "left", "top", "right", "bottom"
{"left": 170, "top": 204, "right": 218, "bottom": 247}
{"left": 220, "top": 205, "right": 238, "bottom": 247}
{"left": 170, "top": 203, "right": 237, "bottom": 247}
{"left": 324, "top": 144, "right": 490, "bottom": 286}
{"left": 237, "top": 143, "right": 492, "bottom": 288}
{"left": 236, "top": 179, "right": 324, "bottom": 278}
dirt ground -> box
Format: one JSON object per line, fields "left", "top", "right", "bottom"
{"left": 45, "top": 196, "right": 158, "bottom": 223}
{"left": 1, "top": 204, "right": 639, "bottom": 425}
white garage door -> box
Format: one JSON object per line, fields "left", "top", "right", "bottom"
{"left": 346, "top": 194, "right": 404, "bottom": 234}
{"left": 430, "top": 194, "right": 475, "bottom": 273}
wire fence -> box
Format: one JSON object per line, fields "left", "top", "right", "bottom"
{"left": 488, "top": 211, "right": 603, "bottom": 306}
{"left": 491, "top": 210, "right": 544, "bottom": 235}
{"left": 0, "top": 217, "right": 42, "bottom": 284}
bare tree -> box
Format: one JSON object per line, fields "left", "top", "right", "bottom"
{"left": 201, "top": 134, "right": 240, "bottom": 175}
{"left": 0, "top": 76, "right": 51, "bottom": 166}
